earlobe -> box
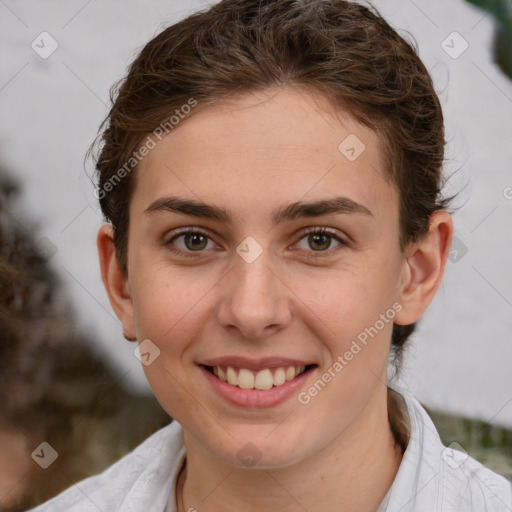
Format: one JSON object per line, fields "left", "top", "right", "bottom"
{"left": 97, "top": 224, "right": 136, "bottom": 340}
{"left": 394, "top": 211, "right": 453, "bottom": 326}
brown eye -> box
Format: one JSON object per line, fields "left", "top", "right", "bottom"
{"left": 307, "top": 232, "right": 332, "bottom": 251}
{"left": 295, "top": 227, "right": 346, "bottom": 255}
{"left": 165, "top": 228, "right": 215, "bottom": 256}
{"left": 182, "top": 232, "right": 209, "bottom": 251}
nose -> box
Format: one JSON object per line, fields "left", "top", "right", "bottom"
{"left": 216, "top": 245, "right": 293, "bottom": 341}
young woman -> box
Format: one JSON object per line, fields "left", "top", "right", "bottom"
{"left": 29, "top": 0, "right": 512, "bottom": 511}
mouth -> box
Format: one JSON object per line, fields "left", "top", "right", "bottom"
{"left": 200, "top": 364, "right": 317, "bottom": 390}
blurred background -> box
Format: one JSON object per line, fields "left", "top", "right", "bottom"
{"left": 0, "top": 0, "right": 511, "bottom": 509}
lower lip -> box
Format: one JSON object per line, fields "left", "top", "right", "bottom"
{"left": 199, "top": 365, "right": 316, "bottom": 408}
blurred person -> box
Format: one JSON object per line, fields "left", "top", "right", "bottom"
{"left": 0, "top": 170, "right": 170, "bottom": 511}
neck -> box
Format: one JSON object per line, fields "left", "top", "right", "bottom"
{"left": 177, "top": 386, "right": 408, "bottom": 512}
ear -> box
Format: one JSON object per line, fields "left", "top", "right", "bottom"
{"left": 394, "top": 210, "right": 453, "bottom": 325}
{"left": 97, "top": 224, "right": 136, "bottom": 339}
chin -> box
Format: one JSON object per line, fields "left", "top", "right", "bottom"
{"left": 209, "top": 429, "right": 309, "bottom": 470}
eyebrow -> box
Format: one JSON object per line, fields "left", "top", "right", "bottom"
{"left": 144, "top": 195, "right": 373, "bottom": 224}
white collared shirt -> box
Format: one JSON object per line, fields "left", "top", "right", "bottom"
{"left": 28, "top": 392, "right": 512, "bottom": 512}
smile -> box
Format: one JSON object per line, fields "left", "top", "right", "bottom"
{"left": 198, "top": 356, "right": 318, "bottom": 407}
{"left": 204, "top": 365, "right": 314, "bottom": 390}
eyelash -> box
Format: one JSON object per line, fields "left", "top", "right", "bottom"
{"left": 164, "top": 227, "right": 347, "bottom": 259}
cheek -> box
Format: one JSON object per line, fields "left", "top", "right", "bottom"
{"left": 133, "top": 273, "right": 205, "bottom": 339}
{"left": 130, "top": 269, "right": 214, "bottom": 418}
{"left": 292, "top": 261, "right": 397, "bottom": 335}
{"left": 292, "top": 271, "right": 396, "bottom": 434}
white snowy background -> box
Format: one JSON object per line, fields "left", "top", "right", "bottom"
{"left": 1, "top": 0, "right": 511, "bottom": 427}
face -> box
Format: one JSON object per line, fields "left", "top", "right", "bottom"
{"left": 108, "top": 87, "right": 411, "bottom": 468}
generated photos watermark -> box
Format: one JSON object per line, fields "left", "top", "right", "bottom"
{"left": 298, "top": 301, "right": 403, "bottom": 405}
{"left": 95, "top": 98, "right": 198, "bottom": 200}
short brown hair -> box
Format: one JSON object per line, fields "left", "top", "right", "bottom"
{"left": 91, "top": 0, "right": 456, "bottom": 374}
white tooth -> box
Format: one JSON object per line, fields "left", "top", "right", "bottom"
{"left": 297, "top": 365, "right": 305, "bottom": 375}
{"left": 273, "top": 367, "right": 286, "bottom": 386}
{"left": 213, "top": 366, "right": 219, "bottom": 377}
{"left": 254, "top": 369, "right": 274, "bottom": 390}
{"left": 285, "top": 366, "right": 296, "bottom": 381}
{"left": 226, "top": 366, "right": 238, "bottom": 386}
{"left": 238, "top": 368, "right": 255, "bottom": 389}
{"left": 217, "top": 366, "right": 227, "bottom": 382}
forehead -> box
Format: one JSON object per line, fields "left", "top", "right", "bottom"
{"left": 133, "top": 86, "right": 397, "bottom": 223}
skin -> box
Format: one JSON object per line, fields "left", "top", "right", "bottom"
{"left": 0, "top": 425, "right": 31, "bottom": 510}
{"left": 98, "top": 86, "right": 453, "bottom": 512}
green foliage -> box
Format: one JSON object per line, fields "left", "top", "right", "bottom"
{"left": 426, "top": 405, "right": 512, "bottom": 482}
{"left": 465, "top": 0, "right": 512, "bottom": 78}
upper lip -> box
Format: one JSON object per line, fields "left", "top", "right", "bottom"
{"left": 198, "top": 356, "right": 316, "bottom": 371}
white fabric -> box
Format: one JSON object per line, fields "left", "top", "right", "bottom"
{"left": 28, "top": 392, "right": 512, "bottom": 512}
